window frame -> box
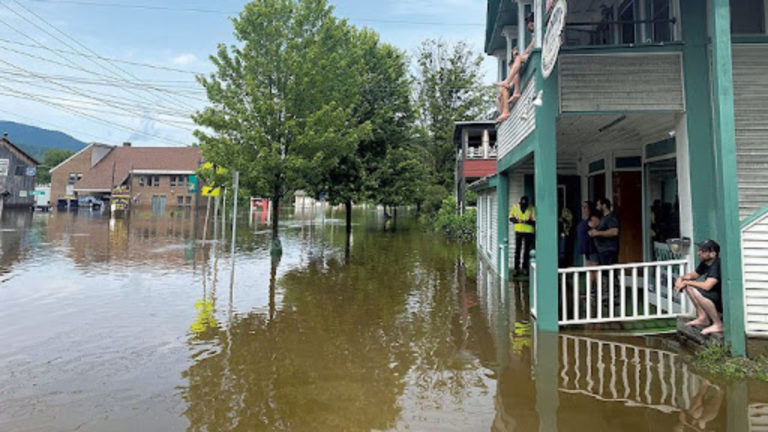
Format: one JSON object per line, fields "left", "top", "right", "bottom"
{"left": 730, "top": 0, "right": 768, "bottom": 35}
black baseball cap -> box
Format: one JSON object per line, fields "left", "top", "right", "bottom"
{"left": 696, "top": 239, "right": 720, "bottom": 254}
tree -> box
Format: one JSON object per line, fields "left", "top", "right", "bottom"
{"left": 194, "top": 0, "right": 368, "bottom": 251}
{"left": 36, "top": 148, "right": 75, "bottom": 184}
{"left": 371, "top": 146, "right": 424, "bottom": 219}
{"left": 413, "top": 39, "right": 490, "bottom": 191}
{"left": 301, "top": 28, "right": 414, "bottom": 233}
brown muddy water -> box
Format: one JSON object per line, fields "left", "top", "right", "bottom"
{"left": 0, "top": 208, "right": 765, "bottom": 431}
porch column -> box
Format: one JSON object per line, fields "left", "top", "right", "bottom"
{"left": 535, "top": 330, "right": 559, "bottom": 432}
{"left": 517, "top": 1, "right": 526, "bottom": 54}
{"left": 710, "top": 0, "right": 746, "bottom": 356}
{"left": 482, "top": 129, "right": 490, "bottom": 159}
{"left": 497, "top": 171, "right": 510, "bottom": 280}
{"left": 532, "top": 48, "right": 559, "bottom": 332}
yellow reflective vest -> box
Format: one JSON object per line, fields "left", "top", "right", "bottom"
{"left": 509, "top": 203, "right": 536, "bottom": 233}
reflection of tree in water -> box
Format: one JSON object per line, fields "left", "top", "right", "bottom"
{"left": 181, "top": 224, "right": 494, "bottom": 431}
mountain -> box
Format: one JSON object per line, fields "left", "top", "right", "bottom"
{"left": 0, "top": 121, "right": 88, "bottom": 160}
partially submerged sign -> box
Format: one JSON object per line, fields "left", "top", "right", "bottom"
{"left": 541, "top": 0, "right": 567, "bottom": 79}
{"left": 0, "top": 159, "right": 9, "bottom": 177}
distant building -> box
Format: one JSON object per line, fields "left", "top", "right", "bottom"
{"left": 50, "top": 142, "right": 204, "bottom": 211}
{"left": 0, "top": 134, "right": 39, "bottom": 209}
{"left": 454, "top": 120, "right": 497, "bottom": 213}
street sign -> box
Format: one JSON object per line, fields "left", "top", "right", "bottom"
{"left": 202, "top": 186, "right": 220, "bottom": 197}
{"left": 0, "top": 159, "right": 8, "bottom": 177}
{"left": 541, "top": 0, "right": 567, "bottom": 79}
{"left": 26, "top": 167, "right": 36, "bottom": 176}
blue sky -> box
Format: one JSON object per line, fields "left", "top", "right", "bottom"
{"left": 0, "top": 0, "right": 494, "bottom": 147}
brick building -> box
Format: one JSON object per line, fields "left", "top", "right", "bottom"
{"left": 0, "top": 134, "right": 38, "bottom": 209}
{"left": 51, "top": 142, "right": 204, "bottom": 211}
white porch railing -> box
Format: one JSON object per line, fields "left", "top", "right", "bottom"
{"left": 530, "top": 259, "right": 693, "bottom": 326}
{"left": 559, "top": 335, "right": 704, "bottom": 414}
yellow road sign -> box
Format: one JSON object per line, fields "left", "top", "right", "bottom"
{"left": 202, "top": 186, "right": 220, "bottom": 197}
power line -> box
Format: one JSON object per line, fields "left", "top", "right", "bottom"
{"left": 0, "top": 37, "right": 205, "bottom": 75}
{"left": 19, "top": 0, "right": 486, "bottom": 26}
{"left": 4, "top": 0, "right": 200, "bottom": 112}
{"left": 0, "top": 83, "right": 193, "bottom": 145}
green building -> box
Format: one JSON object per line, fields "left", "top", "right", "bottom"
{"left": 474, "top": 0, "right": 768, "bottom": 355}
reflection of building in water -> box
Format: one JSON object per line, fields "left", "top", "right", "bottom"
{"left": 0, "top": 210, "right": 37, "bottom": 274}
{"left": 44, "top": 211, "right": 203, "bottom": 269}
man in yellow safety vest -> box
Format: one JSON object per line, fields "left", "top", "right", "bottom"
{"left": 509, "top": 196, "right": 536, "bottom": 276}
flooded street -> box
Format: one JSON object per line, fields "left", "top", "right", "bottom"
{"left": 0, "top": 208, "right": 765, "bottom": 431}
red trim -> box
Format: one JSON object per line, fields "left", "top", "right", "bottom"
{"left": 463, "top": 159, "right": 496, "bottom": 178}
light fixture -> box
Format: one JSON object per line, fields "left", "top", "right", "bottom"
{"left": 532, "top": 90, "right": 543, "bottom": 107}
{"left": 666, "top": 237, "right": 691, "bottom": 255}
{"left": 598, "top": 115, "right": 627, "bottom": 133}
{"left": 668, "top": 130, "right": 676, "bottom": 138}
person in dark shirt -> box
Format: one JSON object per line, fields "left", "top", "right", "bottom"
{"left": 576, "top": 201, "right": 598, "bottom": 265}
{"left": 675, "top": 240, "right": 723, "bottom": 335}
{"left": 588, "top": 198, "right": 620, "bottom": 265}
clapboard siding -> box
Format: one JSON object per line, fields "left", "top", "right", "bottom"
{"left": 733, "top": 45, "right": 768, "bottom": 221}
{"left": 491, "top": 191, "right": 498, "bottom": 271}
{"left": 559, "top": 54, "right": 684, "bottom": 112}
{"left": 497, "top": 77, "right": 537, "bottom": 161}
{"left": 742, "top": 209, "right": 768, "bottom": 337}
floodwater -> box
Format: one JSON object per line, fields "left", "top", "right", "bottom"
{"left": 0, "top": 207, "right": 765, "bottom": 431}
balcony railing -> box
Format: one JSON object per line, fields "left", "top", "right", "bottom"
{"left": 563, "top": 18, "right": 678, "bottom": 48}
{"left": 465, "top": 146, "right": 497, "bottom": 159}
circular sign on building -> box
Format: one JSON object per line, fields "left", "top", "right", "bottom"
{"left": 541, "top": 0, "right": 567, "bottom": 79}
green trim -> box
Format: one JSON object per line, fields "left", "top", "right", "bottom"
{"left": 741, "top": 204, "right": 768, "bottom": 230}
{"left": 560, "top": 43, "right": 684, "bottom": 55}
{"left": 497, "top": 133, "right": 536, "bottom": 173}
{"left": 646, "top": 138, "right": 676, "bottom": 159}
{"left": 615, "top": 156, "right": 642, "bottom": 169}
{"left": 560, "top": 109, "right": 684, "bottom": 116}
{"left": 588, "top": 159, "right": 605, "bottom": 173}
{"left": 731, "top": 35, "right": 768, "bottom": 43}
{"left": 532, "top": 47, "right": 560, "bottom": 333}
{"left": 711, "top": 0, "right": 746, "bottom": 357}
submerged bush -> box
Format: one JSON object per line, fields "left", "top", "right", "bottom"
{"left": 694, "top": 343, "right": 768, "bottom": 381}
{"left": 431, "top": 197, "right": 476, "bottom": 240}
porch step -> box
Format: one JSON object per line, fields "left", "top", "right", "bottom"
{"left": 676, "top": 317, "right": 724, "bottom": 347}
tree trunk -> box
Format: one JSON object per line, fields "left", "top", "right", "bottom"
{"left": 345, "top": 200, "right": 352, "bottom": 234}
{"left": 270, "top": 194, "right": 282, "bottom": 255}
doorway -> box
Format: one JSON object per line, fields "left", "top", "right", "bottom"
{"left": 613, "top": 171, "right": 643, "bottom": 263}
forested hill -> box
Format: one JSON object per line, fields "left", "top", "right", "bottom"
{"left": 0, "top": 121, "right": 87, "bottom": 160}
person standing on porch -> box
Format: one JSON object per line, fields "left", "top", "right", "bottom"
{"left": 494, "top": 13, "right": 535, "bottom": 123}
{"left": 510, "top": 196, "right": 536, "bottom": 276}
{"left": 675, "top": 240, "right": 723, "bottom": 335}
{"left": 576, "top": 201, "right": 599, "bottom": 266}
{"left": 589, "top": 198, "right": 620, "bottom": 265}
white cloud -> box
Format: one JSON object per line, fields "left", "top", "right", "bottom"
{"left": 171, "top": 54, "right": 197, "bottom": 66}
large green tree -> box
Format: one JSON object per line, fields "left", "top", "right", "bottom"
{"left": 413, "top": 39, "right": 490, "bottom": 191}
{"left": 194, "top": 0, "right": 368, "bottom": 248}
{"left": 301, "top": 28, "right": 414, "bottom": 233}
{"left": 37, "top": 148, "right": 75, "bottom": 184}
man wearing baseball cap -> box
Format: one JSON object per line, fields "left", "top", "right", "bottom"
{"left": 674, "top": 240, "right": 723, "bottom": 335}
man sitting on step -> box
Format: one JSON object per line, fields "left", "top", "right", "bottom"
{"left": 674, "top": 240, "right": 723, "bottom": 335}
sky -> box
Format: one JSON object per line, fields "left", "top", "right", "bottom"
{"left": 0, "top": 0, "right": 495, "bottom": 147}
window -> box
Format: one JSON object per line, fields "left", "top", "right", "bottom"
{"left": 14, "top": 165, "right": 24, "bottom": 176}
{"left": 68, "top": 172, "right": 77, "bottom": 185}
{"left": 619, "top": 0, "right": 635, "bottom": 44}
{"left": 170, "top": 176, "right": 177, "bottom": 187}
{"left": 731, "top": 0, "right": 766, "bottom": 34}
{"left": 185, "top": 196, "right": 192, "bottom": 206}
{"left": 651, "top": 0, "right": 672, "bottom": 42}
{"left": 139, "top": 176, "right": 145, "bottom": 187}
{"left": 177, "top": 195, "right": 184, "bottom": 206}
{"left": 144, "top": 176, "right": 161, "bottom": 187}
{"left": 153, "top": 175, "right": 160, "bottom": 187}
{"left": 76, "top": 173, "right": 83, "bottom": 181}
{"left": 169, "top": 175, "right": 186, "bottom": 187}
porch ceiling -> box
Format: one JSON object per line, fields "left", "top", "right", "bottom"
{"left": 556, "top": 113, "right": 682, "bottom": 161}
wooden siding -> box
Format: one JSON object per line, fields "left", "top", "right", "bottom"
{"left": 463, "top": 159, "right": 497, "bottom": 178}
{"left": 497, "top": 77, "right": 537, "bottom": 161}
{"left": 559, "top": 54, "right": 684, "bottom": 113}
{"left": 742, "top": 210, "right": 768, "bottom": 337}
{"left": 490, "top": 191, "right": 498, "bottom": 272}
{"left": 0, "top": 143, "right": 36, "bottom": 207}
{"left": 733, "top": 45, "right": 768, "bottom": 221}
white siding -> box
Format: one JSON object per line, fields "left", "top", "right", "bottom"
{"left": 497, "top": 77, "right": 537, "bottom": 161}
{"left": 733, "top": 45, "right": 768, "bottom": 221}
{"left": 490, "top": 190, "right": 498, "bottom": 272}
{"left": 559, "top": 53, "right": 684, "bottom": 112}
{"left": 743, "top": 210, "right": 768, "bottom": 337}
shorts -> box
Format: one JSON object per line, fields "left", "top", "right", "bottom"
{"left": 583, "top": 253, "right": 599, "bottom": 264}
{"left": 598, "top": 250, "right": 618, "bottom": 266}
{"left": 695, "top": 287, "right": 723, "bottom": 313}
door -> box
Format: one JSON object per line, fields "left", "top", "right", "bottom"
{"left": 613, "top": 171, "right": 643, "bottom": 263}
{"left": 152, "top": 195, "right": 158, "bottom": 214}
{"left": 159, "top": 195, "right": 166, "bottom": 214}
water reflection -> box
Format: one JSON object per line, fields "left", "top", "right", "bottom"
{"left": 0, "top": 209, "right": 763, "bottom": 431}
